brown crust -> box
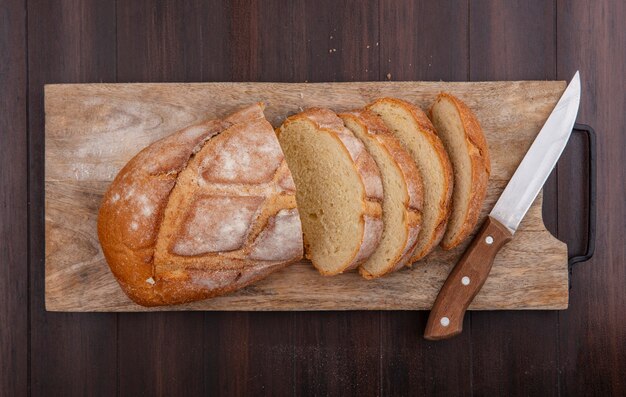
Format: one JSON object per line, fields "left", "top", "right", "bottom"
{"left": 429, "top": 93, "right": 491, "bottom": 250}
{"left": 278, "top": 108, "right": 384, "bottom": 274}
{"left": 98, "top": 103, "right": 303, "bottom": 306}
{"left": 339, "top": 109, "right": 423, "bottom": 278}
{"left": 367, "top": 98, "right": 454, "bottom": 261}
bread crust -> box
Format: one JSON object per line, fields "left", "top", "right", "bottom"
{"left": 367, "top": 98, "right": 453, "bottom": 261}
{"left": 278, "top": 108, "right": 384, "bottom": 274}
{"left": 339, "top": 110, "right": 423, "bottom": 278}
{"left": 429, "top": 93, "right": 491, "bottom": 250}
{"left": 98, "top": 103, "right": 303, "bottom": 306}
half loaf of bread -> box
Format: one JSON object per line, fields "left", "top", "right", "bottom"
{"left": 276, "top": 108, "right": 384, "bottom": 275}
{"left": 339, "top": 110, "right": 423, "bottom": 278}
{"left": 98, "top": 103, "right": 303, "bottom": 306}
{"left": 367, "top": 98, "right": 453, "bottom": 261}
{"left": 429, "top": 93, "right": 491, "bottom": 250}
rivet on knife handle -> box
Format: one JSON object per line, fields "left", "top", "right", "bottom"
{"left": 424, "top": 216, "right": 513, "bottom": 340}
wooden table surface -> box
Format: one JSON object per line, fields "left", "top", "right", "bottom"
{"left": 1, "top": 1, "right": 624, "bottom": 396}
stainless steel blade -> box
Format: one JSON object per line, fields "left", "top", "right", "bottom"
{"left": 490, "top": 71, "right": 581, "bottom": 233}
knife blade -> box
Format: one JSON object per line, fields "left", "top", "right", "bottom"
{"left": 424, "top": 72, "right": 581, "bottom": 340}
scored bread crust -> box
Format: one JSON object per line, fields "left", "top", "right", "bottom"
{"left": 429, "top": 93, "right": 491, "bottom": 250}
{"left": 367, "top": 98, "right": 453, "bottom": 261}
{"left": 98, "top": 103, "right": 303, "bottom": 306}
{"left": 339, "top": 109, "right": 423, "bottom": 278}
{"left": 277, "top": 108, "right": 384, "bottom": 274}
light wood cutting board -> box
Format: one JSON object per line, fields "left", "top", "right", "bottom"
{"left": 44, "top": 81, "right": 568, "bottom": 312}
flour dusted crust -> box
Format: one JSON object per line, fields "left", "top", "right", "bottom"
{"left": 429, "top": 93, "right": 491, "bottom": 250}
{"left": 98, "top": 103, "right": 303, "bottom": 306}
{"left": 279, "top": 108, "right": 384, "bottom": 273}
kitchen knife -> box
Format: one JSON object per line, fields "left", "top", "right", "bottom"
{"left": 424, "top": 72, "right": 581, "bottom": 340}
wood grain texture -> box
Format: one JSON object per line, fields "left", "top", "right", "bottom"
{"left": 27, "top": 1, "right": 118, "bottom": 396}
{"left": 117, "top": 312, "right": 206, "bottom": 396}
{"left": 556, "top": 0, "right": 626, "bottom": 394}
{"left": 0, "top": 0, "right": 28, "bottom": 395}
{"left": 115, "top": 2, "right": 228, "bottom": 396}
{"left": 2, "top": 1, "right": 623, "bottom": 396}
{"left": 425, "top": 217, "right": 514, "bottom": 340}
{"left": 44, "top": 80, "right": 568, "bottom": 312}
{"left": 380, "top": 0, "right": 469, "bottom": 82}
{"left": 381, "top": 312, "right": 472, "bottom": 396}
{"left": 294, "top": 311, "right": 380, "bottom": 396}
{"left": 469, "top": 0, "right": 556, "bottom": 81}
{"left": 378, "top": 2, "right": 472, "bottom": 395}
{"left": 468, "top": 2, "right": 562, "bottom": 396}
{"left": 202, "top": 312, "right": 295, "bottom": 395}
{"left": 117, "top": 0, "right": 232, "bottom": 83}
{"left": 219, "top": 2, "right": 300, "bottom": 395}
{"left": 291, "top": 3, "right": 383, "bottom": 394}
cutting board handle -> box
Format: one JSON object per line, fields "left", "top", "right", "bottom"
{"left": 424, "top": 216, "right": 513, "bottom": 340}
{"left": 567, "top": 124, "right": 597, "bottom": 268}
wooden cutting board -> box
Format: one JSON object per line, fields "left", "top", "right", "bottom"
{"left": 45, "top": 81, "right": 568, "bottom": 312}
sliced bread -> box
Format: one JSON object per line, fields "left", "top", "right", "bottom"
{"left": 428, "top": 93, "right": 491, "bottom": 249}
{"left": 367, "top": 98, "right": 453, "bottom": 261}
{"left": 339, "top": 110, "right": 423, "bottom": 278}
{"left": 276, "top": 108, "right": 384, "bottom": 275}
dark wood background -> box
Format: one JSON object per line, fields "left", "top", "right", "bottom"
{"left": 1, "top": 0, "right": 624, "bottom": 395}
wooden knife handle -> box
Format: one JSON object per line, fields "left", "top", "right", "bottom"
{"left": 424, "top": 216, "right": 513, "bottom": 340}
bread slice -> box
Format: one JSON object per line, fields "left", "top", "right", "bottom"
{"left": 429, "top": 93, "right": 491, "bottom": 249}
{"left": 98, "top": 103, "right": 303, "bottom": 306}
{"left": 367, "top": 98, "right": 453, "bottom": 261}
{"left": 339, "top": 110, "right": 423, "bottom": 278}
{"left": 276, "top": 108, "right": 384, "bottom": 275}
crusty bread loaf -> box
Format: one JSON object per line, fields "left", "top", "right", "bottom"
{"left": 367, "top": 98, "right": 453, "bottom": 261}
{"left": 429, "top": 93, "right": 491, "bottom": 250}
{"left": 98, "top": 103, "right": 303, "bottom": 306}
{"left": 339, "top": 110, "right": 423, "bottom": 278}
{"left": 276, "top": 108, "right": 384, "bottom": 275}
